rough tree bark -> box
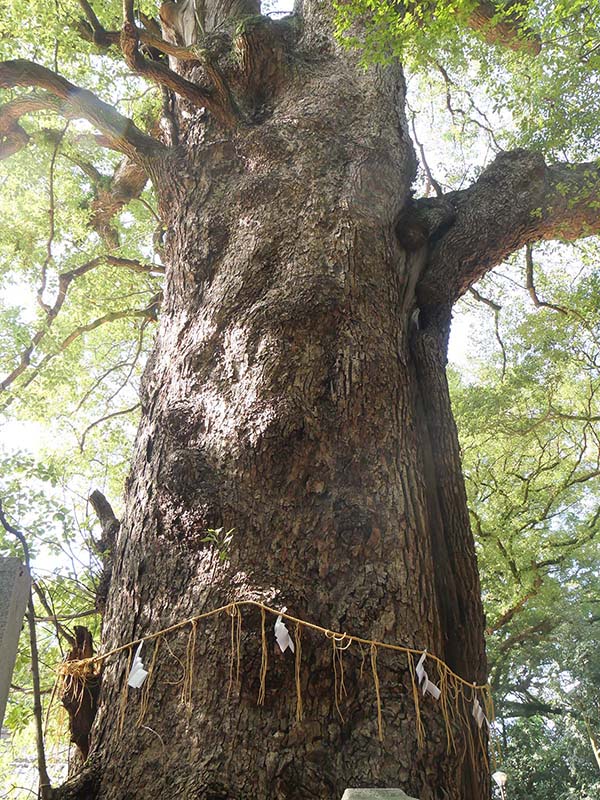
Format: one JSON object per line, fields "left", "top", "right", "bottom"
{"left": 81, "top": 4, "right": 487, "bottom": 798}
{"left": 3, "top": 1, "right": 600, "bottom": 799}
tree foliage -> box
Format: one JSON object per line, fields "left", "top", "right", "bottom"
{"left": 450, "top": 246, "right": 600, "bottom": 798}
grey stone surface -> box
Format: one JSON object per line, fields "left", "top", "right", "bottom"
{"left": 342, "top": 791, "right": 419, "bottom": 800}
{"left": 0, "top": 558, "right": 31, "bottom": 729}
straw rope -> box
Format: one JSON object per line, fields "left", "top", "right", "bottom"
{"left": 56, "top": 597, "right": 497, "bottom": 771}
{"left": 58, "top": 599, "right": 490, "bottom": 691}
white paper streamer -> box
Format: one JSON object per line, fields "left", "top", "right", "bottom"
{"left": 415, "top": 650, "right": 440, "bottom": 700}
{"left": 128, "top": 642, "right": 149, "bottom": 688}
{"left": 472, "top": 696, "right": 490, "bottom": 729}
{"left": 492, "top": 770, "right": 508, "bottom": 799}
{"left": 492, "top": 770, "right": 507, "bottom": 788}
{"left": 422, "top": 677, "right": 441, "bottom": 700}
{"left": 274, "top": 607, "right": 295, "bottom": 654}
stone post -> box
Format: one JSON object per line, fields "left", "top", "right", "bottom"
{"left": 0, "top": 558, "right": 31, "bottom": 729}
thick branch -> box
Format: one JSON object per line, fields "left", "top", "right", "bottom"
{"left": 497, "top": 619, "right": 557, "bottom": 654}
{"left": 0, "top": 94, "right": 64, "bottom": 158}
{"left": 486, "top": 575, "right": 543, "bottom": 634}
{"left": 120, "top": 16, "right": 237, "bottom": 127}
{"left": 76, "top": 19, "right": 201, "bottom": 61}
{"left": 77, "top": 0, "right": 104, "bottom": 34}
{"left": 467, "top": 1, "right": 541, "bottom": 55}
{"left": 416, "top": 150, "right": 600, "bottom": 307}
{"left": 88, "top": 490, "right": 120, "bottom": 553}
{"left": 89, "top": 159, "right": 152, "bottom": 248}
{"left": 72, "top": 111, "right": 165, "bottom": 247}
{"left": 0, "top": 60, "right": 165, "bottom": 161}
{"left": 500, "top": 699, "right": 571, "bottom": 719}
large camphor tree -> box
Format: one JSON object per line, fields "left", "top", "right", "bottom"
{"left": 1, "top": 1, "right": 600, "bottom": 798}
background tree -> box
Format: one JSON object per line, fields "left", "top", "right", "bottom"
{"left": 1, "top": 1, "right": 600, "bottom": 799}
{"left": 449, "top": 250, "right": 600, "bottom": 800}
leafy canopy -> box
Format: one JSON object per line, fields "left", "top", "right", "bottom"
{"left": 336, "top": 0, "right": 600, "bottom": 158}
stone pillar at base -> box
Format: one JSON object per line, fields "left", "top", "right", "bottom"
{"left": 0, "top": 558, "right": 31, "bottom": 729}
{"left": 342, "top": 791, "right": 420, "bottom": 800}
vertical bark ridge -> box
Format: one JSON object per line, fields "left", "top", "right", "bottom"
{"left": 411, "top": 308, "right": 488, "bottom": 798}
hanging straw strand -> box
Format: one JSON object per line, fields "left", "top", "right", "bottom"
{"left": 370, "top": 644, "right": 384, "bottom": 742}
{"left": 227, "top": 605, "right": 236, "bottom": 698}
{"left": 408, "top": 652, "right": 425, "bottom": 749}
{"left": 137, "top": 635, "right": 162, "bottom": 726}
{"left": 258, "top": 607, "right": 268, "bottom": 706}
{"left": 181, "top": 621, "right": 198, "bottom": 709}
{"left": 118, "top": 645, "right": 134, "bottom": 735}
{"left": 294, "top": 622, "right": 303, "bottom": 722}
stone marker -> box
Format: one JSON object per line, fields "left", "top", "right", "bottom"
{"left": 0, "top": 558, "right": 31, "bottom": 729}
{"left": 342, "top": 791, "right": 419, "bottom": 800}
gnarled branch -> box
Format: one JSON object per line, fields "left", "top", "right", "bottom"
{"left": 0, "top": 94, "right": 65, "bottom": 158}
{"left": 120, "top": 5, "right": 237, "bottom": 127}
{"left": 0, "top": 60, "right": 165, "bottom": 161}
{"left": 416, "top": 150, "right": 600, "bottom": 308}
{"left": 75, "top": 15, "right": 201, "bottom": 61}
{"left": 468, "top": 1, "right": 541, "bottom": 55}
{"left": 90, "top": 158, "right": 152, "bottom": 248}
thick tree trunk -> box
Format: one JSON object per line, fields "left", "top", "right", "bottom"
{"left": 70, "top": 5, "right": 487, "bottom": 800}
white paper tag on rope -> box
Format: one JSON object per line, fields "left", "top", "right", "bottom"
{"left": 423, "top": 677, "right": 441, "bottom": 700}
{"left": 415, "top": 650, "right": 440, "bottom": 700}
{"left": 472, "top": 697, "right": 486, "bottom": 729}
{"left": 128, "top": 642, "right": 149, "bottom": 688}
{"left": 274, "top": 607, "right": 295, "bottom": 654}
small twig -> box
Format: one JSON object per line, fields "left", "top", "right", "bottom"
{"left": 408, "top": 105, "right": 443, "bottom": 198}
{"left": 1, "top": 298, "right": 159, "bottom": 409}
{"left": 105, "top": 320, "right": 148, "bottom": 403}
{"left": 468, "top": 286, "right": 507, "bottom": 378}
{"left": 435, "top": 62, "right": 502, "bottom": 151}
{"left": 79, "top": 402, "right": 141, "bottom": 451}
{"left": 74, "top": 358, "right": 133, "bottom": 412}
{"left": 10, "top": 683, "right": 52, "bottom": 695}
{"left": 31, "top": 581, "right": 75, "bottom": 646}
{"left": 35, "top": 609, "right": 97, "bottom": 623}
{"left": 525, "top": 244, "right": 570, "bottom": 315}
